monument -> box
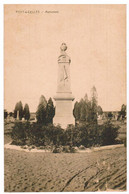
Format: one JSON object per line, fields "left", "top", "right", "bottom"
{"left": 53, "top": 43, "right": 75, "bottom": 128}
{"left": 16, "top": 110, "right": 19, "bottom": 120}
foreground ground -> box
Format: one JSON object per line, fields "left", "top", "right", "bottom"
{"left": 4, "top": 136, "right": 126, "bottom": 192}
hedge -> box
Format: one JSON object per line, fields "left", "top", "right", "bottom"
{"left": 11, "top": 121, "right": 119, "bottom": 147}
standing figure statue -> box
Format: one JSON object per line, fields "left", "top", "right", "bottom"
{"left": 53, "top": 43, "right": 75, "bottom": 128}
{"left": 57, "top": 43, "right": 71, "bottom": 92}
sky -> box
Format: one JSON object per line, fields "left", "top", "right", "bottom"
{"left": 4, "top": 4, "right": 126, "bottom": 112}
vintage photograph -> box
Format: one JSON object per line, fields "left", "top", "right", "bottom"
{"left": 4, "top": 4, "right": 126, "bottom": 192}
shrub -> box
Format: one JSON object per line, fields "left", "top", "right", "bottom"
{"left": 52, "top": 146, "right": 62, "bottom": 153}
{"left": 11, "top": 122, "right": 30, "bottom": 145}
{"left": 62, "top": 145, "right": 70, "bottom": 153}
{"left": 79, "top": 145, "right": 86, "bottom": 150}
{"left": 69, "top": 146, "right": 77, "bottom": 153}
{"left": 123, "top": 137, "right": 126, "bottom": 147}
{"left": 21, "top": 145, "right": 28, "bottom": 149}
{"left": 11, "top": 120, "right": 120, "bottom": 149}
{"left": 31, "top": 145, "right": 35, "bottom": 149}
{"left": 53, "top": 145, "right": 77, "bottom": 153}
{"left": 65, "top": 123, "right": 100, "bottom": 148}
{"left": 100, "top": 121, "right": 119, "bottom": 145}
{"left": 11, "top": 122, "right": 65, "bottom": 147}
{"left": 115, "top": 137, "right": 123, "bottom": 144}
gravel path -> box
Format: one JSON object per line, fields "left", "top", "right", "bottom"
{"left": 4, "top": 146, "right": 126, "bottom": 192}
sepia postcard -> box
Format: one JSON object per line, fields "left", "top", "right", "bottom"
{"left": 3, "top": 3, "right": 127, "bottom": 193}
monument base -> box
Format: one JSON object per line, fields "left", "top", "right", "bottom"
{"left": 53, "top": 93, "right": 75, "bottom": 129}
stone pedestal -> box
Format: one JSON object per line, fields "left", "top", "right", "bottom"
{"left": 53, "top": 43, "right": 75, "bottom": 129}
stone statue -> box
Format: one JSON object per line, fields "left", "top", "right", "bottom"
{"left": 58, "top": 43, "right": 71, "bottom": 63}
{"left": 53, "top": 43, "right": 75, "bottom": 128}
{"left": 57, "top": 43, "right": 71, "bottom": 92}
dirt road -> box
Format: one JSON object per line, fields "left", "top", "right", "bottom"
{"left": 4, "top": 146, "right": 126, "bottom": 192}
